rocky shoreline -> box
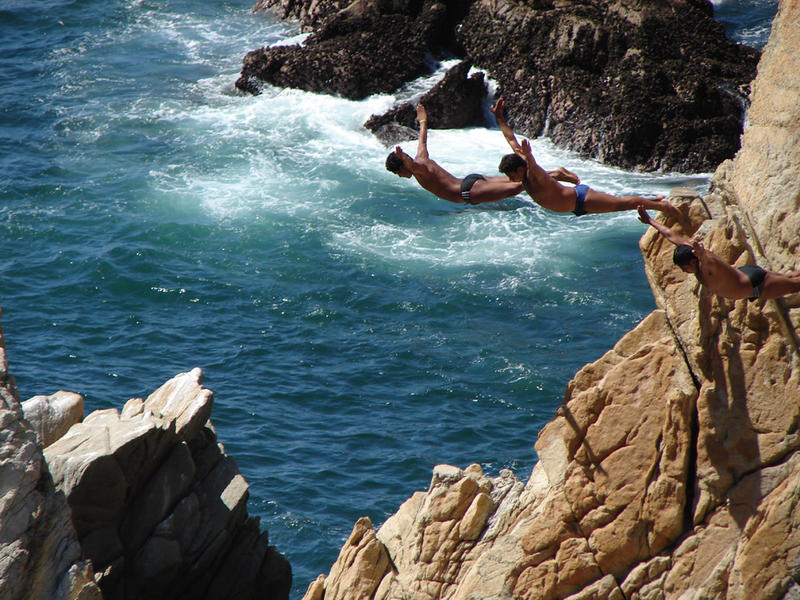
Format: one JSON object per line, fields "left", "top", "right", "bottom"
{"left": 3, "top": 2, "right": 797, "bottom": 599}
{"left": 238, "top": 0, "right": 758, "bottom": 173}
{"left": 0, "top": 333, "right": 291, "bottom": 600}
{"left": 300, "top": 1, "right": 800, "bottom": 597}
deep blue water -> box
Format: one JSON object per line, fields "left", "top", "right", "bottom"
{"left": 0, "top": 0, "right": 775, "bottom": 595}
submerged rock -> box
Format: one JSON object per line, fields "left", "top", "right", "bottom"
{"left": 238, "top": 0, "right": 757, "bottom": 173}
{"left": 299, "top": 1, "right": 800, "bottom": 598}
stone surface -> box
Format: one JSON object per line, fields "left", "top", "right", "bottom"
{"left": 239, "top": 0, "right": 757, "bottom": 173}
{"left": 21, "top": 390, "right": 84, "bottom": 448}
{"left": 300, "top": 2, "right": 800, "bottom": 598}
{"left": 0, "top": 309, "right": 102, "bottom": 600}
{"left": 458, "top": 0, "right": 758, "bottom": 172}
{"left": 42, "top": 369, "right": 292, "bottom": 600}
{"left": 364, "top": 60, "right": 488, "bottom": 146}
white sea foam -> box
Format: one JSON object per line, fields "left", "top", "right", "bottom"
{"left": 57, "top": 1, "right": 709, "bottom": 276}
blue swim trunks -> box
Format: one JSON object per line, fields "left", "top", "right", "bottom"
{"left": 573, "top": 184, "right": 590, "bottom": 216}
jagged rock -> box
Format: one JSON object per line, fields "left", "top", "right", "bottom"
{"left": 364, "top": 60, "right": 488, "bottom": 146}
{"left": 21, "top": 390, "right": 84, "bottom": 448}
{"left": 302, "top": 2, "right": 800, "bottom": 597}
{"left": 236, "top": 0, "right": 460, "bottom": 99}
{"left": 42, "top": 369, "right": 291, "bottom": 600}
{"left": 252, "top": 0, "right": 350, "bottom": 31}
{"left": 458, "top": 0, "right": 758, "bottom": 172}
{"left": 0, "top": 309, "right": 102, "bottom": 600}
{"left": 238, "top": 0, "right": 757, "bottom": 173}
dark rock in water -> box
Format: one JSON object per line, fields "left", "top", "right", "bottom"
{"left": 237, "top": 0, "right": 759, "bottom": 172}
{"left": 237, "top": 0, "right": 465, "bottom": 100}
{"left": 364, "top": 60, "right": 488, "bottom": 146}
{"left": 252, "top": 0, "right": 350, "bottom": 31}
{"left": 457, "top": 0, "right": 759, "bottom": 172}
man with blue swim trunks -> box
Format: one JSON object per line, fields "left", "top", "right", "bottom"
{"left": 639, "top": 207, "right": 800, "bottom": 301}
{"left": 385, "top": 104, "right": 580, "bottom": 205}
{"left": 491, "top": 98, "right": 681, "bottom": 219}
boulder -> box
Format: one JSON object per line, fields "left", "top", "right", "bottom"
{"left": 21, "top": 390, "right": 84, "bottom": 447}
{"left": 364, "top": 60, "right": 488, "bottom": 146}
{"left": 458, "top": 0, "right": 758, "bottom": 172}
{"left": 238, "top": 0, "right": 758, "bottom": 173}
{"left": 42, "top": 369, "right": 292, "bottom": 600}
{"left": 0, "top": 309, "right": 101, "bottom": 600}
{"left": 300, "top": 2, "right": 800, "bottom": 597}
{"left": 237, "top": 0, "right": 460, "bottom": 98}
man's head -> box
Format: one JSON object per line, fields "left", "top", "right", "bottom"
{"left": 386, "top": 151, "right": 411, "bottom": 178}
{"left": 498, "top": 153, "right": 526, "bottom": 182}
{"left": 673, "top": 244, "right": 697, "bottom": 272}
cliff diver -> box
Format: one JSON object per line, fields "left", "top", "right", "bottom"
{"left": 491, "top": 97, "right": 681, "bottom": 219}
{"left": 638, "top": 206, "right": 800, "bottom": 301}
{"left": 385, "top": 103, "right": 579, "bottom": 205}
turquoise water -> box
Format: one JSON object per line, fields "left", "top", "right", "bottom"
{"left": 0, "top": 0, "right": 774, "bottom": 595}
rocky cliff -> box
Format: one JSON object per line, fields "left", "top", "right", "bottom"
{"left": 0, "top": 317, "right": 292, "bottom": 600}
{"left": 0, "top": 309, "right": 101, "bottom": 600}
{"left": 239, "top": 0, "right": 757, "bottom": 173}
{"left": 300, "top": 1, "right": 800, "bottom": 598}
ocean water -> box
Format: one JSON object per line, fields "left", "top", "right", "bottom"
{"left": 0, "top": 0, "right": 775, "bottom": 596}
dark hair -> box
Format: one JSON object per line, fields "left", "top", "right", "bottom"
{"left": 498, "top": 153, "right": 525, "bottom": 175}
{"left": 385, "top": 152, "right": 404, "bottom": 174}
{"left": 673, "top": 244, "right": 695, "bottom": 266}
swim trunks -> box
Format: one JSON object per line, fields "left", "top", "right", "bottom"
{"left": 461, "top": 173, "right": 486, "bottom": 204}
{"left": 573, "top": 184, "right": 590, "bottom": 216}
{"left": 738, "top": 264, "right": 767, "bottom": 300}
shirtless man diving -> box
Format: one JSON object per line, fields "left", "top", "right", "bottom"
{"left": 491, "top": 97, "right": 681, "bottom": 219}
{"left": 639, "top": 206, "right": 800, "bottom": 301}
{"left": 385, "top": 103, "right": 579, "bottom": 205}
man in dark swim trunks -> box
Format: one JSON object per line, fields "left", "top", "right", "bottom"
{"left": 639, "top": 206, "right": 800, "bottom": 301}
{"left": 385, "top": 103, "right": 579, "bottom": 205}
{"left": 490, "top": 98, "right": 682, "bottom": 219}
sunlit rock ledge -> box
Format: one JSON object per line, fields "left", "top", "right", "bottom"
{"left": 301, "top": 1, "right": 800, "bottom": 598}
{"left": 0, "top": 350, "right": 291, "bottom": 600}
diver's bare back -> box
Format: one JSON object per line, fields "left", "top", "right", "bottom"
{"left": 524, "top": 170, "right": 577, "bottom": 212}
{"left": 414, "top": 158, "right": 462, "bottom": 202}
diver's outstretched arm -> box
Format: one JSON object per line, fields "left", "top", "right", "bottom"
{"left": 638, "top": 206, "right": 690, "bottom": 246}
{"left": 415, "top": 104, "right": 429, "bottom": 160}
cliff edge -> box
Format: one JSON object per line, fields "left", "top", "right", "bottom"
{"left": 301, "top": 1, "right": 800, "bottom": 598}
{"left": 0, "top": 319, "right": 292, "bottom": 599}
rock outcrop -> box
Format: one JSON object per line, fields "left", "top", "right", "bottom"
{"left": 363, "top": 60, "right": 488, "bottom": 146}
{"left": 0, "top": 310, "right": 102, "bottom": 600}
{"left": 43, "top": 368, "right": 292, "bottom": 600}
{"left": 300, "top": 1, "right": 800, "bottom": 598}
{"left": 1, "top": 313, "right": 291, "bottom": 600}
{"left": 240, "top": 0, "right": 758, "bottom": 173}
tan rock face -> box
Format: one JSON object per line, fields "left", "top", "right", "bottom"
{"left": 301, "top": 1, "right": 800, "bottom": 599}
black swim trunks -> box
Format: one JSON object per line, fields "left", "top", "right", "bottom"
{"left": 738, "top": 264, "right": 767, "bottom": 300}
{"left": 461, "top": 173, "right": 486, "bottom": 204}
{"left": 573, "top": 184, "right": 590, "bottom": 216}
